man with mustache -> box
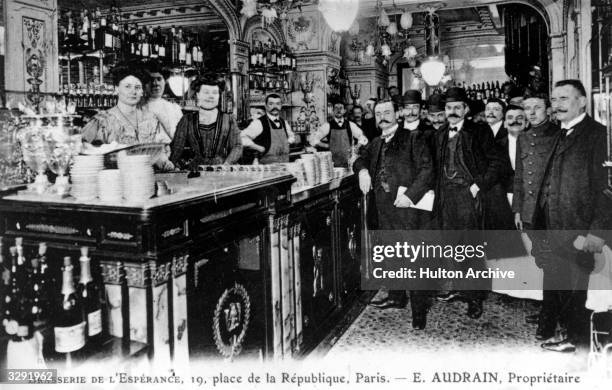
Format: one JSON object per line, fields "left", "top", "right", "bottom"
{"left": 241, "top": 93, "right": 296, "bottom": 164}
{"left": 353, "top": 98, "right": 434, "bottom": 329}
{"left": 309, "top": 95, "right": 368, "bottom": 167}
{"left": 534, "top": 80, "right": 611, "bottom": 353}
{"left": 427, "top": 93, "right": 447, "bottom": 131}
{"left": 482, "top": 98, "right": 524, "bottom": 259}
{"left": 143, "top": 61, "right": 183, "bottom": 139}
{"left": 512, "top": 93, "right": 560, "bottom": 341}
{"left": 433, "top": 87, "right": 504, "bottom": 318}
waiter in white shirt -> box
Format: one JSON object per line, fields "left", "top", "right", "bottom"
{"left": 143, "top": 61, "right": 183, "bottom": 140}
{"left": 309, "top": 94, "right": 368, "bottom": 167}
{"left": 241, "top": 93, "right": 296, "bottom": 164}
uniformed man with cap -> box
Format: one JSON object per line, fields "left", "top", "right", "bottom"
{"left": 512, "top": 92, "right": 560, "bottom": 342}
{"left": 433, "top": 86, "right": 504, "bottom": 319}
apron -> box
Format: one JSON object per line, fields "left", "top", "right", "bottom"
{"left": 329, "top": 127, "right": 352, "bottom": 168}
{"left": 260, "top": 123, "right": 289, "bottom": 164}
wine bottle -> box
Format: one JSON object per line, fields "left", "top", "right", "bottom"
{"left": 170, "top": 26, "right": 178, "bottom": 64}
{"left": 15, "top": 238, "right": 27, "bottom": 285}
{"left": 191, "top": 35, "right": 199, "bottom": 67}
{"left": 157, "top": 27, "right": 166, "bottom": 60}
{"left": 77, "top": 247, "right": 103, "bottom": 342}
{"left": 178, "top": 27, "right": 187, "bottom": 64}
{"left": 36, "top": 243, "right": 53, "bottom": 318}
{"left": 3, "top": 247, "right": 21, "bottom": 336}
{"left": 185, "top": 35, "right": 193, "bottom": 66}
{"left": 256, "top": 41, "right": 264, "bottom": 69}
{"left": 54, "top": 257, "right": 86, "bottom": 353}
{"left": 250, "top": 44, "right": 258, "bottom": 69}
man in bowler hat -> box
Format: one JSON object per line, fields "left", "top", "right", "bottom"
{"left": 354, "top": 98, "right": 434, "bottom": 329}
{"left": 433, "top": 87, "right": 504, "bottom": 319}
{"left": 427, "top": 93, "right": 447, "bottom": 131}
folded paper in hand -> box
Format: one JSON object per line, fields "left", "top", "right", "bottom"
{"left": 395, "top": 188, "right": 435, "bottom": 211}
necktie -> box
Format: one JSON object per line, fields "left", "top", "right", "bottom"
{"left": 273, "top": 119, "right": 281, "bottom": 127}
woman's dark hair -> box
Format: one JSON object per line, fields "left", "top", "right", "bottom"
{"left": 111, "top": 63, "right": 149, "bottom": 86}
{"left": 190, "top": 74, "right": 225, "bottom": 94}
{"left": 143, "top": 60, "right": 170, "bottom": 79}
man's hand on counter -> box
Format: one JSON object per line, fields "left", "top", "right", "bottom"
{"left": 358, "top": 169, "right": 371, "bottom": 195}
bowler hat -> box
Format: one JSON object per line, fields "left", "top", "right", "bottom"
{"left": 427, "top": 93, "right": 446, "bottom": 113}
{"left": 445, "top": 87, "right": 468, "bottom": 103}
{"left": 401, "top": 90, "right": 423, "bottom": 105}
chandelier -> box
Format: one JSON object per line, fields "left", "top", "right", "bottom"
{"left": 348, "top": 0, "right": 414, "bottom": 65}
{"left": 350, "top": 2, "right": 451, "bottom": 86}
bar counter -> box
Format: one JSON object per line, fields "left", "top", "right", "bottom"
{"left": 0, "top": 170, "right": 363, "bottom": 366}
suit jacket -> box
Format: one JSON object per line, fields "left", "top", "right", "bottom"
{"left": 484, "top": 123, "right": 526, "bottom": 257}
{"left": 433, "top": 120, "right": 505, "bottom": 219}
{"left": 512, "top": 121, "right": 560, "bottom": 225}
{"left": 541, "top": 115, "right": 612, "bottom": 243}
{"left": 353, "top": 127, "right": 434, "bottom": 227}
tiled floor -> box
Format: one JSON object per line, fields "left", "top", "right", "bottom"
{"left": 331, "top": 292, "right": 543, "bottom": 353}
{"left": 325, "top": 291, "right": 599, "bottom": 375}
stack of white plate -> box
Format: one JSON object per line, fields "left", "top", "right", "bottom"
{"left": 300, "top": 154, "right": 318, "bottom": 186}
{"left": 317, "top": 152, "right": 333, "bottom": 183}
{"left": 119, "top": 155, "right": 155, "bottom": 202}
{"left": 70, "top": 155, "right": 104, "bottom": 201}
{"left": 286, "top": 161, "right": 306, "bottom": 189}
{"left": 98, "top": 169, "right": 122, "bottom": 202}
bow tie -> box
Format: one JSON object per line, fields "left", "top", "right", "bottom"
{"left": 450, "top": 127, "right": 459, "bottom": 132}
{"left": 381, "top": 131, "right": 395, "bottom": 140}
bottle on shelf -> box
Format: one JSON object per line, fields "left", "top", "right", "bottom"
{"left": 250, "top": 42, "right": 258, "bottom": 70}
{"left": 170, "top": 26, "right": 179, "bottom": 65}
{"left": 77, "top": 247, "right": 103, "bottom": 343}
{"left": 15, "top": 238, "right": 27, "bottom": 284}
{"left": 177, "top": 27, "right": 187, "bottom": 65}
{"left": 79, "top": 10, "right": 90, "bottom": 50}
{"left": 185, "top": 35, "right": 193, "bottom": 66}
{"left": 54, "top": 256, "right": 86, "bottom": 354}
{"left": 257, "top": 41, "right": 266, "bottom": 69}
{"left": 157, "top": 27, "right": 166, "bottom": 60}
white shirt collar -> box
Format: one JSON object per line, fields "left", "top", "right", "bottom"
{"left": 381, "top": 124, "right": 399, "bottom": 143}
{"left": 490, "top": 121, "right": 503, "bottom": 136}
{"left": 404, "top": 119, "right": 420, "bottom": 131}
{"left": 267, "top": 114, "right": 281, "bottom": 122}
{"left": 561, "top": 112, "right": 586, "bottom": 130}
{"left": 448, "top": 119, "right": 465, "bottom": 138}
{"left": 334, "top": 117, "right": 345, "bottom": 126}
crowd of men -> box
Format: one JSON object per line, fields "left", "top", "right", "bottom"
{"left": 133, "top": 64, "right": 609, "bottom": 353}
{"left": 352, "top": 80, "right": 611, "bottom": 354}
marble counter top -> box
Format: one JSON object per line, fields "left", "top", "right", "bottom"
{"left": 2, "top": 172, "right": 295, "bottom": 212}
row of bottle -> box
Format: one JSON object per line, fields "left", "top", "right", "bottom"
{"left": 57, "top": 83, "right": 118, "bottom": 109}
{"left": 59, "top": 7, "right": 205, "bottom": 67}
{"left": 249, "top": 39, "right": 297, "bottom": 72}
{"left": 454, "top": 81, "right": 507, "bottom": 101}
{"left": 0, "top": 237, "right": 103, "bottom": 353}
{"left": 249, "top": 74, "right": 293, "bottom": 93}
